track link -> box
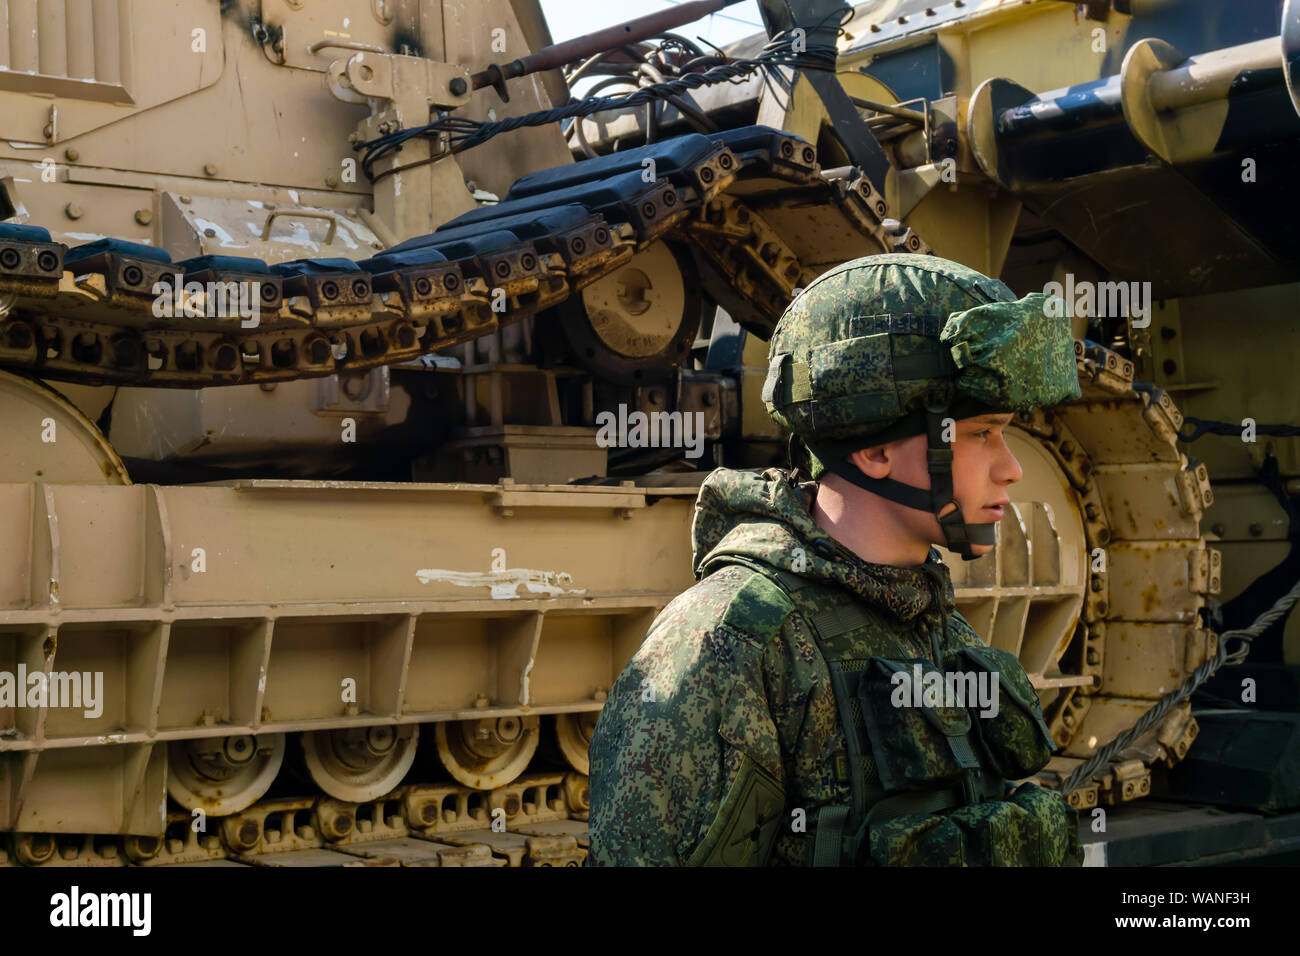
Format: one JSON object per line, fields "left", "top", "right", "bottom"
{"left": 4, "top": 772, "right": 590, "bottom": 868}
{"left": 0, "top": 128, "right": 901, "bottom": 390}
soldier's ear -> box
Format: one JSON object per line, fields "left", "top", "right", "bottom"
{"left": 847, "top": 447, "right": 891, "bottom": 479}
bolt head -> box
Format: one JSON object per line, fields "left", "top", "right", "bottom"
{"left": 64, "top": 203, "right": 82, "bottom": 220}
{"left": 203, "top": 163, "right": 218, "bottom": 177}
{"left": 64, "top": 148, "right": 79, "bottom": 162}
{"left": 135, "top": 209, "right": 153, "bottom": 226}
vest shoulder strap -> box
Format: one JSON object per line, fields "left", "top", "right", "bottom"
{"left": 711, "top": 557, "right": 875, "bottom": 640}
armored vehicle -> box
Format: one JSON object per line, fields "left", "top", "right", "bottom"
{"left": 0, "top": 0, "right": 1296, "bottom": 866}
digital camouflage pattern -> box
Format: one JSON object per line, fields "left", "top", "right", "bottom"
{"left": 761, "top": 253, "right": 1080, "bottom": 475}
{"left": 943, "top": 292, "right": 1081, "bottom": 414}
{"left": 867, "top": 780, "right": 1079, "bottom": 866}
{"left": 587, "top": 467, "right": 1083, "bottom": 866}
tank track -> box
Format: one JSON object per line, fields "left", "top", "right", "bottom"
{"left": 1012, "top": 342, "right": 1217, "bottom": 809}
{"left": 0, "top": 127, "right": 907, "bottom": 390}
{"left": 3, "top": 772, "right": 591, "bottom": 868}
{"left": 0, "top": 123, "right": 1213, "bottom": 859}
{"left": 0, "top": 125, "right": 914, "bottom": 862}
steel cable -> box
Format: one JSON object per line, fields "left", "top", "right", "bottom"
{"left": 1059, "top": 573, "right": 1300, "bottom": 795}
{"left": 357, "top": 29, "right": 839, "bottom": 182}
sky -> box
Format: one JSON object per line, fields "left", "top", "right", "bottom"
{"left": 538, "top": 0, "right": 766, "bottom": 50}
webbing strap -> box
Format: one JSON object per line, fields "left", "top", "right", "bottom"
{"left": 763, "top": 353, "right": 813, "bottom": 405}
{"left": 892, "top": 347, "right": 956, "bottom": 381}
{"left": 806, "top": 407, "right": 996, "bottom": 560}
{"left": 808, "top": 447, "right": 933, "bottom": 511}
{"left": 962, "top": 767, "right": 1006, "bottom": 805}
{"left": 864, "top": 787, "right": 963, "bottom": 826}
{"left": 770, "top": 567, "right": 811, "bottom": 596}
{"left": 812, "top": 805, "right": 849, "bottom": 866}
{"left": 864, "top": 313, "right": 945, "bottom": 336}
{"left": 787, "top": 359, "right": 812, "bottom": 403}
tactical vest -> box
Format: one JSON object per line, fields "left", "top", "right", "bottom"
{"left": 716, "top": 556, "right": 1082, "bottom": 867}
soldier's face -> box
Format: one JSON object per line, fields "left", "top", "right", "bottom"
{"left": 851, "top": 413, "right": 1022, "bottom": 556}
{"left": 942, "top": 413, "right": 1022, "bottom": 554}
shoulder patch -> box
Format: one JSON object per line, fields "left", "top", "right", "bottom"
{"left": 716, "top": 567, "right": 796, "bottom": 646}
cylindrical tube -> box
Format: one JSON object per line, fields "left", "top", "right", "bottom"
{"left": 1147, "top": 37, "right": 1280, "bottom": 112}
{"left": 471, "top": 0, "right": 738, "bottom": 90}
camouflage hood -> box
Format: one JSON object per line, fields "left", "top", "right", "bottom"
{"left": 690, "top": 467, "right": 955, "bottom": 622}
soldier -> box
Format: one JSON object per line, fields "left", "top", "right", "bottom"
{"left": 587, "top": 253, "right": 1085, "bottom": 866}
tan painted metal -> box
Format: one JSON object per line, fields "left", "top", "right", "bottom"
{"left": 435, "top": 715, "right": 540, "bottom": 789}
{"left": 0, "top": 370, "right": 693, "bottom": 834}
{"left": 0, "top": 334, "right": 1212, "bottom": 834}
{"left": 0, "top": 0, "right": 1259, "bottom": 856}
{"left": 554, "top": 711, "right": 597, "bottom": 776}
{"left": 0, "top": 374, "right": 128, "bottom": 484}
{"left": 301, "top": 725, "right": 420, "bottom": 802}
{"left": 579, "top": 243, "right": 686, "bottom": 358}
{"left": 166, "top": 733, "right": 286, "bottom": 816}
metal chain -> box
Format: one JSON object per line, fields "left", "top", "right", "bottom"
{"left": 1180, "top": 415, "right": 1300, "bottom": 442}
{"left": 1059, "top": 573, "right": 1300, "bottom": 795}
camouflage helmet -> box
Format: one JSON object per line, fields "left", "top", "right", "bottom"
{"left": 762, "top": 253, "right": 1081, "bottom": 558}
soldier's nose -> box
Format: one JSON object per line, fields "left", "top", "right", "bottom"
{"left": 996, "top": 447, "right": 1023, "bottom": 485}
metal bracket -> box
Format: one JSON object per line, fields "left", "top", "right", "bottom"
{"left": 327, "top": 52, "right": 472, "bottom": 115}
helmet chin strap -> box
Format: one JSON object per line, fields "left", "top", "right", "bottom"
{"left": 809, "top": 403, "right": 997, "bottom": 561}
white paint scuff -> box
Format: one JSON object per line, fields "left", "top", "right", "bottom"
{"left": 415, "top": 567, "right": 586, "bottom": 599}
{"left": 519, "top": 657, "right": 535, "bottom": 706}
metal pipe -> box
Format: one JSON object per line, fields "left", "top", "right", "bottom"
{"left": 470, "top": 0, "right": 747, "bottom": 92}
{"left": 1147, "top": 37, "right": 1280, "bottom": 112}
{"left": 508, "top": 0, "right": 573, "bottom": 108}
{"left": 995, "top": 77, "right": 1123, "bottom": 137}
{"left": 848, "top": 95, "right": 926, "bottom": 125}
{"left": 996, "top": 34, "right": 1285, "bottom": 139}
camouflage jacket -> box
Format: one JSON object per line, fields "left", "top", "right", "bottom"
{"left": 588, "top": 466, "right": 1077, "bottom": 866}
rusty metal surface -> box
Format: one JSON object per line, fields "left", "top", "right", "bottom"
{"left": 3, "top": 772, "right": 590, "bottom": 867}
